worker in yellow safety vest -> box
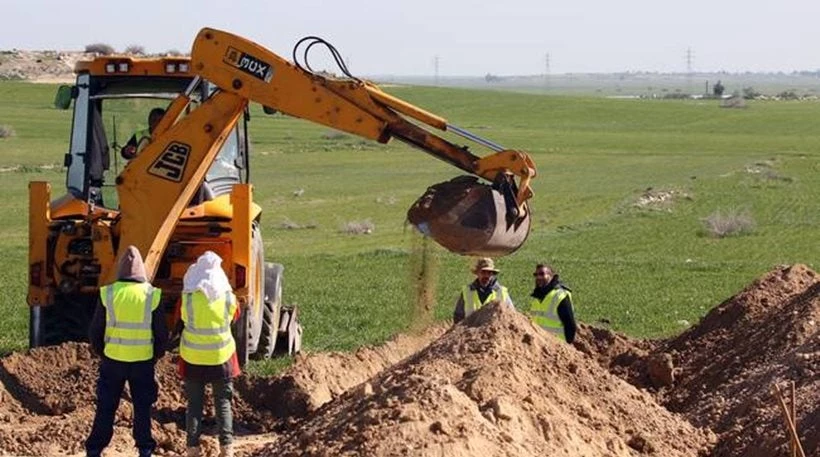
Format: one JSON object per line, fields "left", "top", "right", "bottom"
{"left": 86, "top": 246, "right": 167, "bottom": 457}
{"left": 529, "top": 264, "right": 577, "bottom": 343}
{"left": 178, "top": 251, "right": 240, "bottom": 457}
{"left": 120, "top": 107, "right": 166, "bottom": 160}
{"left": 453, "top": 257, "right": 514, "bottom": 323}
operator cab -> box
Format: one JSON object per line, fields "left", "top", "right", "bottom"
{"left": 55, "top": 56, "right": 250, "bottom": 211}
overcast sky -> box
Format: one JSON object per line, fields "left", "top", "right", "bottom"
{"left": 1, "top": 0, "right": 818, "bottom": 75}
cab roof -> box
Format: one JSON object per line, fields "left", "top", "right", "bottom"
{"left": 74, "top": 56, "right": 193, "bottom": 77}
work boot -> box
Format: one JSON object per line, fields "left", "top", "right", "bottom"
{"left": 186, "top": 447, "right": 200, "bottom": 457}
{"left": 219, "top": 443, "right": 234, "bottom": 457}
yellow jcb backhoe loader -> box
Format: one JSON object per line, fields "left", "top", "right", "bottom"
{"left": 27, "top": 28, "right": 537, "bottom": 364}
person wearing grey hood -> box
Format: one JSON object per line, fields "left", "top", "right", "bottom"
{"left": 86, "top": 246, "right": 167, "bottom": 457}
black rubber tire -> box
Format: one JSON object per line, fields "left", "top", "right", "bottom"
{"left": 252, "top": 262, "right": 283, "bottom": 360}
{"left": 246, "top": 227, "right": 265, "bottom": 355}
{"left": 32, "top": 294, "right": 95, "bottom": 348}
{"left": 233, "top": 306, "right": 250, "bottom": 367}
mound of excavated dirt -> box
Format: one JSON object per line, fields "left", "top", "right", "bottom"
{"left": 657, "top": 264, "right": 820, "bottom": 457}
{"left": 572, "top": 323, "right": 657, "bottom": 387}
{"left": 573, "top": 264, "right": 820, "bottom": 457}
{"left": 258, "top": 303, "right": 715, "bottom": 457}
{"left": 0, "top": 325, "right": 444, "bottom": 456}
{"left": 237, "top": 325, "right": 446, "bottom": 423}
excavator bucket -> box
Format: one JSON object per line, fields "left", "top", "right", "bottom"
{"left": 407, "top": 176, "right": 531, "bottom": 257}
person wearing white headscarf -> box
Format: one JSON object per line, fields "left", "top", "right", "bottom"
{"left": 178, "top": 251, "right": 240, "bottom": 457}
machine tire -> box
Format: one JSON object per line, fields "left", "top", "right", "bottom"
{"left": 246, "top": 227, "right": 265, "bottom": 356}
{"left": 233, "top": 305, "right": 250, "bottom": 367}
{"left": 32, "top": 294, "right": 95, "bottom": 348}
{"left": 252, "top": 262, "right": 283, "bottom": 360}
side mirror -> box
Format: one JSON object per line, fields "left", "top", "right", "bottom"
{"left": 54, "top": 85, "right": 74, "bottom": 110}
{"left": 262, "top": 105, "right": 277, "bottom": 115}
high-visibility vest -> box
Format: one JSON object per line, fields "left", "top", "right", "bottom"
{"left": 134, "top": 128, "right": 151, "bottom": 153}
{"left": 99, "top": 281, "right": 161, "bottom": 362}
{"left": 461, "top": 284, "right": 512, "bottom": 317}
{"left": 529, "top": 288, "right": 571, "bottom": 341}
{"left": 180, "top": 290, "right": 237, "bottom": 366}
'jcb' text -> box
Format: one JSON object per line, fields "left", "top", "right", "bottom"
{"left": 148, "top": 142, "right": 191, "bottom": 182}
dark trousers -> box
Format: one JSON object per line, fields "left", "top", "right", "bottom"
{"left": 184, "top": 378, "right": 234, "bottom": 447}
{"left": 85, "top": 358, "right": 158, "bottom": 457}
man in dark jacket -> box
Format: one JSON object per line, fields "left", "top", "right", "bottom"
{"left": 528, "top": 264, "right": 577, "bottom": 343}
{"left": 86, "top": 246, "right": 167, "bottom": 457}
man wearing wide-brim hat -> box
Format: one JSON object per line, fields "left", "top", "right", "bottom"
{"left": 453, "top": 257, "right": 514, "bottom": 323}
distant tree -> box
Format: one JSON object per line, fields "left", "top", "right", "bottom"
{"left": 84, "top": 43, "right": 115, "bottom": 55}
{"left": 777, "top": 89, "right": 799, "bottom": 100}
{"left": 124, "top": 44, "right": 146, "bottom": 56}
{"left": 484, "top": 73, "right": 502, "bottom": 83}
{"left": 713, "top": 80, "right": 725, "bottom": 97}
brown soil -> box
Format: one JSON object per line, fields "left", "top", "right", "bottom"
{"left": 2, "top": 265, "right": 818, "bottom": 457}
{"left": 0, "top": 326, "right": 444, "bottom": 456}
{"left": 235, "top": 325, "right": 446, "bottom": 422}
{"left": 256, "top": 303, "right": 715, "bottom": 457}
{"left": 572, "top": 264, "right": 820, "bottom": 457}
{"left": 657, "top": 264, "right": 820, "bottom": 457}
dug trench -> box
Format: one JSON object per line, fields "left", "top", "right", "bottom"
{"left": 0, "top": 264, "right": 817, "bottom": 456}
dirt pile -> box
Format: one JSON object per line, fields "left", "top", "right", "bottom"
{"left": 237, "top": 325, "right": 446, "bottom": 422}
{"left": 572, "top": 264, "right": 820, "bottom": 457}
{"left": 258, "top": 303, "right": 715, "bottom": 457}
{"left": 0, "top": 50, "right": 90, "bottom": 82}
{"left": 0, "top": 325, "right": 444, "bottom": 456}
{"left": 656, "top": 264, "right": 820, "bottom": 457}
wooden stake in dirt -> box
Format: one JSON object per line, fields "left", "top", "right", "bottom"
{"left": 772, "top": 383, "right": 805, "bottom": 457}
{"left": 791, "top": 381, "right": 797, "bottom": 457}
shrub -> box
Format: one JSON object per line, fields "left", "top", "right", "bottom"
{"left": 742, "top": 87, "right": 761, "bottom": 100}
{"left": 702, "top": 209, "right": 756, "bottom": 238}
{"left": 84, "top": 43, "right": 115, "bottom": 55}
{"left": 340, "top": 219, "right": 374, "bottom": 235}
{"left": 321, "top": 130, "right": 349, "bottom": 140}
{"left": 124, "top": 44, "right": 146, "bottom": 56}
{"left": 0, "top": 125, "right": 15, "bottom": 139}
{"left": 720, "top": 96, "right": 747, "bottom": 109}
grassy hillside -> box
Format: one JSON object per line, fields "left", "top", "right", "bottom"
{"left": 1, "top": 82, "right": 818, "bottom": 370}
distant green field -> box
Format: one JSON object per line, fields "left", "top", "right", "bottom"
{"left": 1, "top": 81, "right": 818, "bottom": 373}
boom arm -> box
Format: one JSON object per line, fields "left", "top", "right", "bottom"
{"left": 115, "top": 28, "right": 537, "bottom": 280}
{"left": 190, "top": 28, "right": 535, "bottom": 209}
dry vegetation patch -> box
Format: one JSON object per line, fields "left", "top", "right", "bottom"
{"left": 702, "top": 209, "right": 756, "bottom": 238}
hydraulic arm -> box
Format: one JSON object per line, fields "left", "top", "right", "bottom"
{"left": 115, "top": 28, "right": 538, "bottom": 279}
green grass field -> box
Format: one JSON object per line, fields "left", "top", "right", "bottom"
{"left": 1, "top": 81, "right": 818, "bottom": 373}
